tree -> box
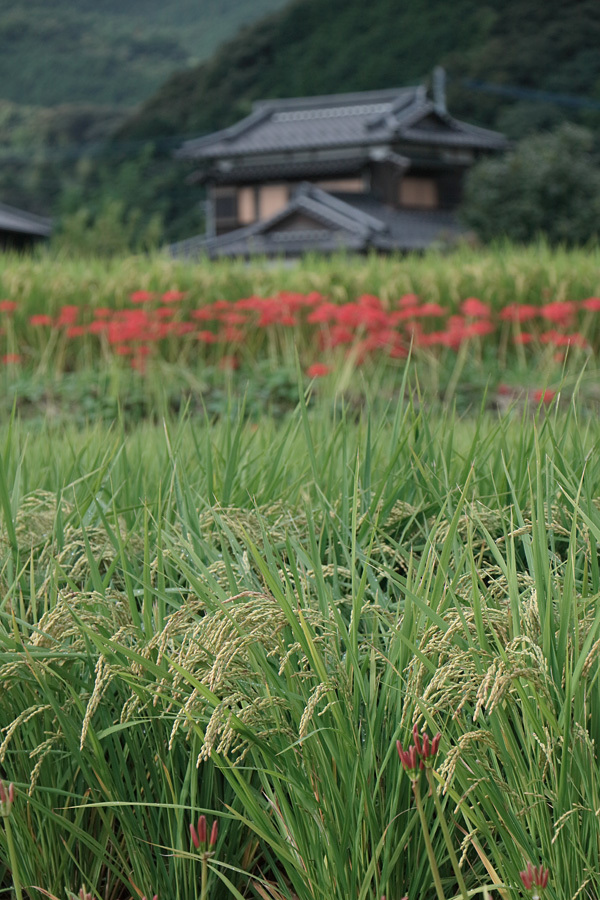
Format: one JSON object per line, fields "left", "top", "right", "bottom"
{"left": 461, "top": 124, "right": 600, "bottom": 246}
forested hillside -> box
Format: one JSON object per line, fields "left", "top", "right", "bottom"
{"left": 0, "top": 0, "right": 288, "bottom": 108}
{"left": 119, "top": 0, "right": 600, "bottom": 142}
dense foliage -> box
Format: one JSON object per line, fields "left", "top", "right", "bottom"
{"left": 462, "top": 124, "right": 600, "bottom": 245}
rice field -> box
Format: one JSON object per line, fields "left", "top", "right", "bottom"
{"left": 1, "top": 245, "right": 600, "bottom": 900}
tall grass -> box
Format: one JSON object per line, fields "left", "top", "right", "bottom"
{"left": 1, "top": 387, "right": 600, "bottom": 899}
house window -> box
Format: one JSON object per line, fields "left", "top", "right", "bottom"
{"left": 214, "top": 187, "right": 238, "bottom": 225}
{"left": 399, "top": 177, "right": 438, "bottom": 209}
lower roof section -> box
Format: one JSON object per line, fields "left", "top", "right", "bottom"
{"left": 0, "top": 202, "right": 52, "bottom": 237}
{"left": 169, "top": 183, "right": 466, "bottom": 259}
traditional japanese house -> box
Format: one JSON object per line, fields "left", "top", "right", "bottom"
{"left": 172, "top": 82, "right": 506, "bottom": 258}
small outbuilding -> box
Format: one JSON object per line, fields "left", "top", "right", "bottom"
{"left": 0, "top": 202, "right": 52, "bottom": 250}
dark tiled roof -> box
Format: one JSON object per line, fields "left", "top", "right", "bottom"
{"left": 177, "top": 86, "right": 506, "bottom": 160}
{"left": 194, "top": 154, "right": 369, "bottom": 185}
{"left": 168, "top": 183, "right": 466, "bottom": 259}
{"left": 194, "top": 148, "right": 410, "bottom": 185}
{"left": 0, "top": 202, "right": 51, "bottom": 237}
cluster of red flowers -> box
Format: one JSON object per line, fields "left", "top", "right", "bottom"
{"left": 0, "top": 288, "right": 599, "bottom": 375}
{"left": 396, "top": 723, "right": 442, "bottom": 783}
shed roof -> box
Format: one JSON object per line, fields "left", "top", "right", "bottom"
{"left": 178, "top": 86, "right": 506, "bottom": 160}
{"left": 0, "top": 202, "right": 52, "bottom": 237}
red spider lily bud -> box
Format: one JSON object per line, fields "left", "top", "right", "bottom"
{"left": 519, "top": 862, "right": 549, "bottom": 898}
{"left": 209, "top": 819, "right": 218, "bottom": 847}
{"left": 141, "top": 895, "right": 158, "bottom": 900}
{"left": 431, "top": 733, "right": 441, "bottom": 756}
{"left": 0, "top": 780, "right": 14, "bottom": 816}
{"left": 197, "top": 814, "right": 207, "bottom": 845}
{"left": 78, "top": 888, "right": 92, "bottom": 900}
{"left": 412, "top": 723, "right": 423, "bottom": 755}
{"left": 396, "top": 741, "right": 421, "bottom": 782}
{"left": 422, "top": 732, "right": 430, "bottom": 758}
{"left": 190, "top": 822, "right": 200, "bottom": 849}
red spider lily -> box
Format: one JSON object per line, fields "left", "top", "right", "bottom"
{"left": 533, "top": 389, "right": 556, "bottom": 404}
{"left": 365, "top": 328, "right": 405, "bottom": 355}
{"left": 1, "top": 354, "right": 21, "bottom": 364}
{"left": 221, "top": 311, "right": 249, "bottom": 326}
{"left": 306, "top": 363, "right": 331, "bottom": 378}
{"left": 581, "top": 296, "right": 600, "bottom": 312}
{"left": 519, "top": 862, "right": 549, "bottom": 897}
{"left": 161, "top": 290, "right": 187, "bottom": 303}
{"left": 416, "top": 302, "right": 447, "bottom": 317}
{"left": 196, "top": 330, "right": 218, "bottom": 343}
{"left": 0, "top": 300, "right": 17, "bottom": 313}
{"left": 155, "top": 307, "right": 177, "bottom": 318}
{"left": 172, "top": 322, "right": 195, "bottom": 336}
{"left": 514, "top": 333, "right": 534, "bottom": 344}
{"left": 87, "top": 321, "right": 108, "bottom": 334}
{"left": 29, "top": 314, "right": 54, "bottom": 326}
{"left": 57, "top": 305, "right": 79, "bottom": 326}
{"left": 388, "top": 306, "right": 422, "bottom": 323}
{"left": 396, "top": 741, "right": 421, "bottom": 780}
{"left": 66, "top": 325, "right": 87, "bottom": 338}
{"left": 307, "top": 302, "right": 340, "bottom": 324}
{"left": 320, "top": 325, "right": 355, "bottom": 349}
{"left": 94, "top": 307, "right": 113, "bottom": 318}
{"left": 412, "top": 724, "right": 442, "bottom": 767}
{"left": 190, "top": 815, "right": 218, "bottom": 852}
{"left": 462, "top": 320, "right": 495, "bottom": 338}
{"left": 223, "top": 326, "right": 245, "bottom": 343}
{"left": 397, "top": 293, "right": 420, "bottom": 308}
{"left": 130, "top": 290, "right": 155, "bottom": 303}
{"left": 357, "top": 293, "right": 384, "bottom": 308}
{"left": 397, "top": 725, "right": 442, "bottom": 782}
{"left": 461, "top": 297, "right": 491, "bottom": 317}
{"left": 499, "top": 303, "right": 539, "bottom": 322}
{"left": 540, "top": 330, "right": 588, "bottom": 348}
{"left": 191, "top": 307, "right": 216, "bottom": 321}
{"left": 113, "top": 344, "right": 132, "bottom": 356}
{"left": 219, "top": 355, "right": 239, "bottom": 370}
{"left": 0, "top": 780, "right": 14, "bottom": 815}
{"left": 540, "top": 300, "right": 576, "bottom": 325}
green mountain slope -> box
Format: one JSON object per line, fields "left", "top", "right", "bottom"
{"left": 0, "top": 0, "right": 288, "bottom": 108}
{"left": 119, "top": 0, "right": 600, "bottom": 142}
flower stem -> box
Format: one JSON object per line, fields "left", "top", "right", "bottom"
{"left": 3, "top": 815, "right": 23, "bottom": 900}
{"left": 426, "top": 768, "right": 470, "bottom": 900}
{"left": 201, "top": 854, "right": 208, "bottom": 900}
{"left": 413, "top": 778, "right": 447, "bottom": 900}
